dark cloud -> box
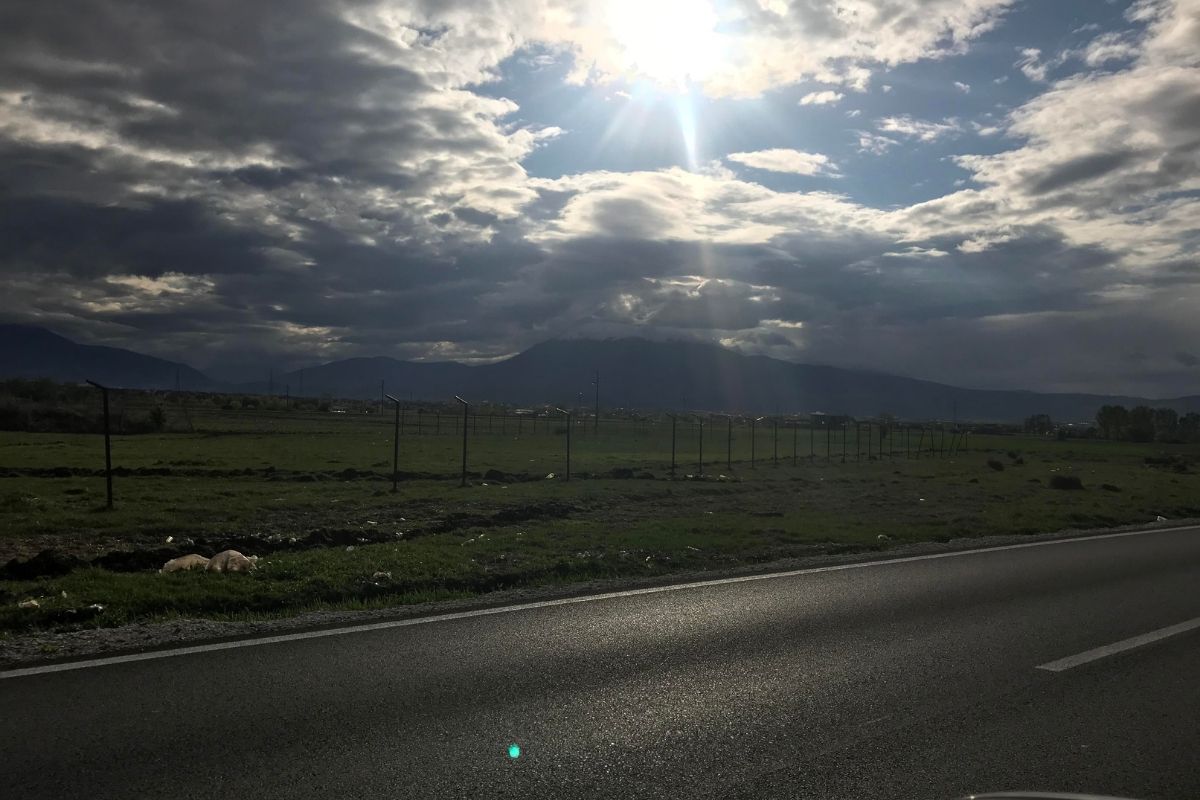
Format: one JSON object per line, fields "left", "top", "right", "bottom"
{"left": 1026, "top": 149, "right": 1140, "bottom": 195}
{"left": 1176, "top": 351, "right": 1200, "bottom": 368}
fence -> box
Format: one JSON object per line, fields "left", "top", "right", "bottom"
{"left": 20, "top": 388, "right": 973, "bottom": 506}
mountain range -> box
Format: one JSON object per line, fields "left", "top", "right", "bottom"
{"left": 2, "top": 324, "right": 1198, "bottom": 423}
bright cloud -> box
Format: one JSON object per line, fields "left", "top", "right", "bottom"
{"left": 726, "top": 149, "right": 838, "bottom": 176}
{"left": 877, "top": 115, "right": 962, "bottom": 141}
{"left": 800, "top": 90, "right": 845, "bottom": 105}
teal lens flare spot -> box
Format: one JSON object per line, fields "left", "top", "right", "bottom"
{"left": 507, "top": 743, "right": 521, "bottom": 759}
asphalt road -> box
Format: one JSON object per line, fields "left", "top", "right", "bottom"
{"left": 3, "top": 526, "right": 1199, "bottom": 800}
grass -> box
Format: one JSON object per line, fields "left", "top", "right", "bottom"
{"left": 2, "top": 411, "right": 1199, "bottom": 635}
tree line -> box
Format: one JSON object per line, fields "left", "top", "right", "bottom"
{"left": 1094, "top": 404, "right": 1200, "bottom": 443}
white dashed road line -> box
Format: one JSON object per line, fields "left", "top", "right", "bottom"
{"left": 1036, "top": 616, "right": 1200, "bottom": 672}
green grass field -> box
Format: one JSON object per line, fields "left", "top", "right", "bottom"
{"left": 2, "top": 406, "right": 1198, "bottom": 636}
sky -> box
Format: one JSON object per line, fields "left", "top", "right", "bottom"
{"left": 1, "top": 0, "right": 1198, "bottom": 395}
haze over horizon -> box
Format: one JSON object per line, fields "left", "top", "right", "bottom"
{"left": 2, "top": 0, "right": 1198, "bottom": 396}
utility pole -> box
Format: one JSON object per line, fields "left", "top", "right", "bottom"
{"left": 698, "top": 418, "right": 703, "bottom": 475}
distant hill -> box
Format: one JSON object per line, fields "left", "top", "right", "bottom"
{"left": 2, "top": 325, "right": 1198, "bottom": 422}
{"left": 0, "top": 324, "right": 215, "bottom": 391}
{"left": 269, "top": 337, "right": 1200, "bottom": 423}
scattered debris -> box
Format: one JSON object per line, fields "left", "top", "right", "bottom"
{"left": 18, "top": 598, "right": 39, "bottom": 609}
{"left": 877, "top": 534, "right": 891, "bottom": 542}
{"left": 1156, "top": 515, "right": 1168, "bottom": 522}
{"left": 371, "top": 571, "right": 392, "bottom": 581}
{"left": 344, "top": 545, "right": 355, "bottom": 553}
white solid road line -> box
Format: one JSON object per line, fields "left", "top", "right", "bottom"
{"left": 1, "top": 523, "right": 1196, "bottom": 681}
{"left": 1036, "top": 616, "right": 1200, "bottom": 672}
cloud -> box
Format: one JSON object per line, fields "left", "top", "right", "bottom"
{"left": 799, "top": 90, "right": 844, "bottom": 105}
{"left": 1080, "top": 31, "right": 1141, "bottom": 65}
{"left": 876, "top": 115, "right": 962, "bottom": 141}
{"left": 856, "top": 131, "right": 900, "bottom": 154}
{"left": 540, "top": 0, "right": 1015, "bottom": 97}
{"left": 726, "top": 149, "right": 838, "bottom": 176}
{"left": 1, "top": 0, "right": 1198, "bottom": 397}
{"left": 954, "top": 81, "right": 971, "bottom": 93}
{"left": 1016, "top": 47, "right": 1049, "bottom": 81}
{"left": 1176, "top": 351, "right": 1200, "bottom": 367}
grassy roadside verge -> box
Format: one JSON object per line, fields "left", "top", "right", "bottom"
{"left": 3, "top": 434, "right": 1200, "bottom": 637}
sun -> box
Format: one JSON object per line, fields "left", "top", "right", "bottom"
{"left": 604, "top": 0, "right": 725, "bottom": 90}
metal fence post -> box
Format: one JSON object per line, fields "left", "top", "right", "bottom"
{"left": 773, "top": 419, "right": 778, "bottom": 466}
{"left": 670, "top": 414, "right": 677, "bottom": 478}
{"left": 385, "top": 394, "right": 401, "bottom": 492}
{"left": 727, "top": 416, "right": 733, "bottom": 471}
{"left": 86, "top": 379, "right": 113, "bottom": 509}
{"left": 555, "top": 407, "right": 571, "bottom": 481}
{"left": 455, "top": 396, "right": 469, "bottom": 487}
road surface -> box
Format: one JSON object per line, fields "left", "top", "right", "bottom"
{"left": 3, "top": 526, "right": 1199, "bottom": 799}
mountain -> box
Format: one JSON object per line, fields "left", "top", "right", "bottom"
{"left": 0, "top": 324, "right": 215, "bottom": 391}
{"left": 276, "top": 337, "right": 1200, "bottom": 423}
{"left": 2, "top": 325, "right": 1198, "bottom": 422}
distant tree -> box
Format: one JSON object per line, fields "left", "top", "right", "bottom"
{"left": 1152, "top": 407, "right": 1179, "bottom": 441}
{"left": 1128, "top": 405, "right": 1156, "bottom": 442}
{"left": 1095, "top": 404, "right": 1129, "bottom": 439}
{"left": 878, "top": 412, "right": 896, "bottom": 440}
{"left": 1023, "top": 413, "right": 1054, "bottom": 435}
{"left": 1180, "top": 412, "right": 1200, "bottom": 443}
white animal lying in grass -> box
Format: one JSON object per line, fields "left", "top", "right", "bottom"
{"left": 160, "top": 554, "right": 210, "bottom": 573}
{"left": 160, "top": 550, "right": 258, "bottom": 574}
{"left": 206, "top": 550, "right": 259, "bottom": 573}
